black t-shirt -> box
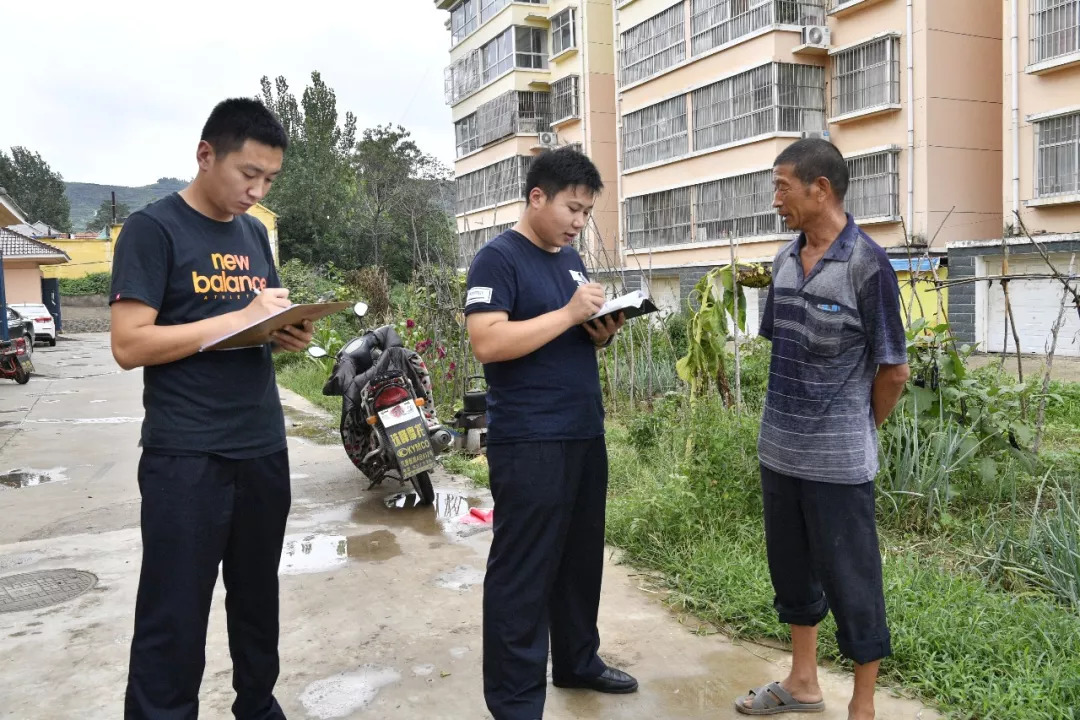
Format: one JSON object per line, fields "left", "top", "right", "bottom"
{"left": 463, "top": 230, "right": 604, "bottom": 444}
{"left": 109, "top": 193, "right": 286, "bottom": 459}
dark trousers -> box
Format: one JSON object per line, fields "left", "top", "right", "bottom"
{"left": 761, "top": 464, "right": 891, "bottom": 665}
{"left": 483, "top": 438, "right": 609, "bottom": 720}
{"left": 125, "top": 450, "right": 292, "bottom": 720}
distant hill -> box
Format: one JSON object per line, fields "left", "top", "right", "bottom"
{"left": 65, "top": 177, "right": 189, "bottom": 231}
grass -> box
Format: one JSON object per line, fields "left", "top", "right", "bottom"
{"left": 604, "top": 400, "right": 1080, "bottom": 719}
{"left": 275, "top": 358, "right": 343, "bottom": 417}
{"left": 441, "top": 452, "right": 490, "bottom": 487}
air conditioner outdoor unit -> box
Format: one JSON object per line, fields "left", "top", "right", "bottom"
{"left": 801, "top": 25, "right": 831, "bottom": 47}
{"left": 538, "top": 131, "right": 559, "bottom": 148}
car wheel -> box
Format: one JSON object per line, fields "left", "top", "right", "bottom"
{"left": 48, "top": 338, "right": 56, "bottom": 347}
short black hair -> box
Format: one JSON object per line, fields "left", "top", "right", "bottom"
{"left": 525, "top": 147, "right": 603, "bottom": 200}
{"left": 773, "top": 138, "right": 849, "bottom": 202}
{"left": 200, "top": 98, "right": 289, "bottom": 157}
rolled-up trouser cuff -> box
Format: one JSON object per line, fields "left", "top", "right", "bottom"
{"left": 837, "top": 631, "right": 892, "bottom": 665}
{"left": 774, "top": 592, "right": 829, "bottom": 628}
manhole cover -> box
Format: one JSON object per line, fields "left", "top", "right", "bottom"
{"left": 0, "top": 569, "right": 97, "bottom": 613}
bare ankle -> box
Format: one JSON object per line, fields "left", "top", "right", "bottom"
{"left": 848, "top": 698, "right": 875, "bottom": 720}
{"left": 781, "top": 673, "right": 822, "bottom": 702}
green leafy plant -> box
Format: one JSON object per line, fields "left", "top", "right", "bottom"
{"left": 675, "top": 263, "right": 768, "bottom": 403}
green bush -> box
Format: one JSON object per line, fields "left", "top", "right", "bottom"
{"left": 59, "top": 272, "right": 111, "bottom": 296}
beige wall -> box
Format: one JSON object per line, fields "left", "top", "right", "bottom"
{"left": 921, "top": 0, "right": 1003, "bottom": 243}
{"left": 1004, "top": 0, "right": 1080, "bottom": 235}
{"left": 583, "top": 0, "right": 619, "bottom": 260}
{"left": 457, "top": 137, "right": 538, "bottom": 174}
{"left": 457, "top": 201, "right": 527, "bottom": 234}
{"left": 3, "top": 264, "right": 43, "bottom": 305}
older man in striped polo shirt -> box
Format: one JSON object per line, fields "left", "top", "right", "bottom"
{"left": 736, "top": 139, "right": 910, "bottom": 720}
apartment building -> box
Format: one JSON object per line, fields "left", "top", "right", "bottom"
{"left": 949, "top": 0, "right": 1080, "bottom": 356}
{"left": 436, "top": 0, "right": 619, "bottom": 269}
{"left": 610, "top": 0, "right": 1003, "bottom": 330}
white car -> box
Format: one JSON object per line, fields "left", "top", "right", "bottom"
{"left": 10, "top": 303, "right": 56, "bottom": 346}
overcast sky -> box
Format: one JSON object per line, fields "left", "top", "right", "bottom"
{"left": 3, "top": 0, "right": 455, "bottom": 187}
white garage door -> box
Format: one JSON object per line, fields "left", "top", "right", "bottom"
{"left": 643, "top": 276, "right": 681, "bottom": 318}
{"left": 985, "top": 255, "right": 1080, "bottom": 356}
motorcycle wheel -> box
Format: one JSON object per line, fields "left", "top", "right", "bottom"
{"left": 409, "top": 471, "right": 435, "bottom": 505}
{"left": 15, "top": 365, "right": 30, "bottom": 385}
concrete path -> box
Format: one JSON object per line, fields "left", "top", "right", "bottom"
{"left": 0, "top": 334, "right": 938, "bottom": 719}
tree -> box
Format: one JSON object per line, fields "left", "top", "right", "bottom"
{"left": 85, "top": 197, "right": 132, "bottom": 232}
{"left": 0, "top": 147, "right": 72, "bottom": 231}
{"left": 257, "top": 72, "right": 457, "bottom": 282}
{"left": 354, "top": 125, "right": 456, "bottom": 281}
{"left": 260, "top": 72, "right": 358, "bottom": 267}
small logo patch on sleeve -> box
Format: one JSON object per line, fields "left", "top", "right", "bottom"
{"left": 466, "top": 287, "right": 494, "bottom": 306}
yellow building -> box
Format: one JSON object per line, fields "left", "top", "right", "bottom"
{"left": 40, "top": 202, "right": 281, "bottom": 280}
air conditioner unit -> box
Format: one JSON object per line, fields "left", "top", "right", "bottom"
{"left": 538, "top": 131, "right": 558, "bottom": 148}
{"left": 801, "top": 25, "right": 831, "bottom": 47}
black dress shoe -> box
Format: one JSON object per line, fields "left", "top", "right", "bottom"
{"left": 553, "top": 667, "right": 639, "bottom": 694}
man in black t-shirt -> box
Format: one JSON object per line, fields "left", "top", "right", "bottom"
{"left": 465, "top": 149, "right": 638, "bottom": 720}
{"left": 110, "top": 99, "right": 311, "bottom": 720}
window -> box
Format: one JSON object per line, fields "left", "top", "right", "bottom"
{"left": 626, "top": 188, "right": 693, "bottom": 249}
{"left": 695, "top": 171, "right": 780, "bottom": 241}
{"left": 455, "top": 114, "right": 481, "bottom": 157}
{"left": 552, "top": 75, "right": 580, "bottom": 122}
{"left": 484, "top": 28, "right": 515, "bottom": 83}
{"left": 456, "top": 91, "right": 552, "bottom": 156}
{"left": 552, "top": 8, "right": 577, "bottom": 56}
{"left": 445, "top": 26, "right": 550, "bottom": 105}
{"left": 1030, "top": 0, "right": 1080, "bottom": 64}
{"left": 1035, "top": 111, "right": 1080, "bottom": 197}
{"left": 623, "top": 96, "right": 689, "bottom": 169}
{"left": 480, "top": 0, "right": 511, "bottom": 23}
{"left": 451, "top": 0, "right": 479, "bottom": 45}
{"left": 516, "top": 27, "right": 548, "bottom": 70}
{"left": 690, "top": 0, "right": 825, "bottom": 56}
{"left": 460, "top": 222, "right": 513, "bottom": 263}
{"left": 690, "top": 63, "right": 824, "bottom": 152}
{"left": 693, "top": 65, "right": 773, "bottom": 150}
{"left": 776, "top": 63, "right": 827, "bottom": 132}
{"left": 450, "top": 0, "right": 547, "bottom": 42}
{"left": 831, "top": 35, "right": 900, "bottom": 117}
{"left": 845, "top": 150, "right": 900, "bottom": 219}
{"left": 620, "top": 3, "right": 687, "bottom": 86}
{"left": 456, "top": 156, "right": 532, "bottom": 214}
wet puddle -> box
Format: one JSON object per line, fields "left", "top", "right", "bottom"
{"left": 350, "top": 490, "right": 482, "bottom": 537}
{"left": 0, "top": 467, "right": 67, "bottom": 489}
{"left": 279, "top": 530, "right": 403, "bottom": 575}
{"left": 433, "top": 565, "right": 486, "bottom": 591}
{"left": 298, "top": 665, "right": 401, "bottom": 719}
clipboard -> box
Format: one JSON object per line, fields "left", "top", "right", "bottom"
{"left": 199, "top": 301, "right": 352, "bottom": 352}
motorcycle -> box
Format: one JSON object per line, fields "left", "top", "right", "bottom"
{"left": 311, "top": 302, "right": 452, "bottom": 505}
{"left": 0, "top": 336, "right": 33, "bottom": 384}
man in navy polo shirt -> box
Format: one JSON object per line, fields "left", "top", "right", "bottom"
{"left": 736, "top": 139, "right": 910, "bottom": 719}
{"left": 465, "top": 148, "right": 638, "bottom": 720}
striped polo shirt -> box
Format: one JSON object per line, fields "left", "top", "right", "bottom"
{"left": 758, "top": 214, "right": 907, "bottom": 484}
